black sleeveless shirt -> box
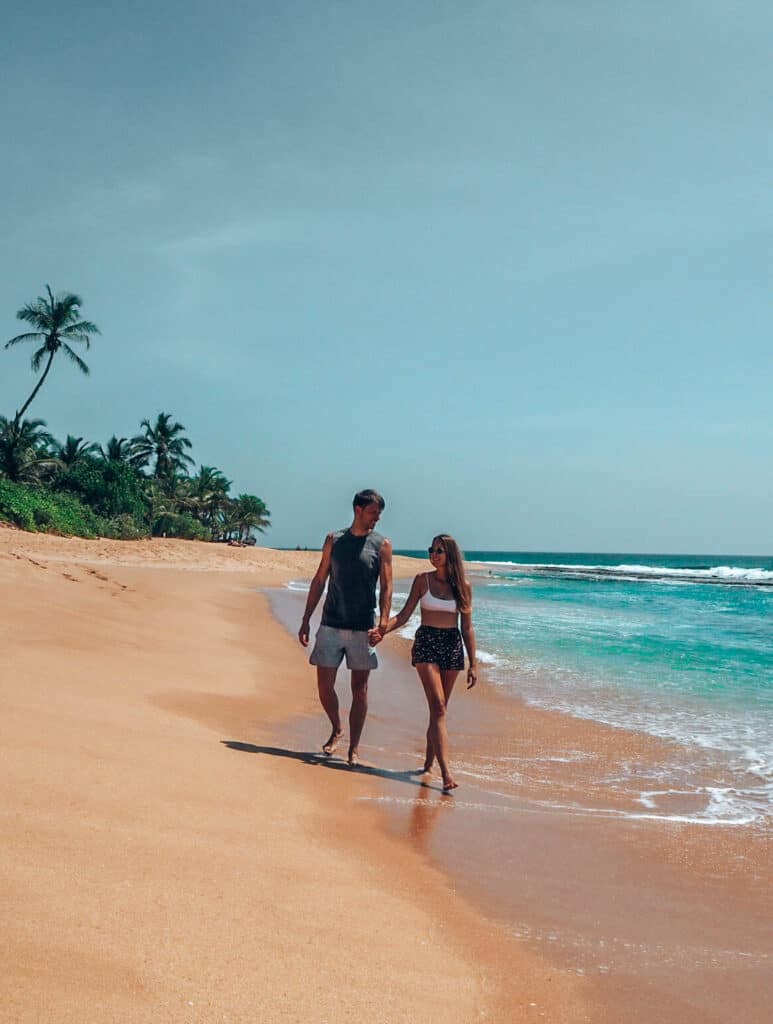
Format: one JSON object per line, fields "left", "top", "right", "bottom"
{"left": 321, "top": 529, "right": 385, "bottom": 631}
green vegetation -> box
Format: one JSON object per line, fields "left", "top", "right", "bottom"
{"left": 1, "top": 287, "right": 271, "bottom": 542}
{"left": 0, "top": 478, "right": 107, "bottom": 537}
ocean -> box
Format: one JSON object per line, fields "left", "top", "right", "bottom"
{"left": 393, "top": 550, "right": 773, "bottom": 828}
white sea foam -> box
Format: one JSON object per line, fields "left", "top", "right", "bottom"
{"left": 507, "top": 921, "right": 770, "bottom": 972}
{"left": 482, "top": 561, "right": 773, "bottom": 586}
{"left": 511, "top": 690, "right": 773, "bottom": 825}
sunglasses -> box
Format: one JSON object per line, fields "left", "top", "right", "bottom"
{"left": 428, "top": 547, "right": 446, "bottom": 555}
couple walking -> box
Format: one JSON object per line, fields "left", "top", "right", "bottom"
{"left": 298, "top": 489, "right": 477, "bottom": 792}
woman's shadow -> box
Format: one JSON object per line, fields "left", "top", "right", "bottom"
{"left": 222, "top": 740, "right": 447, "bottom": 792}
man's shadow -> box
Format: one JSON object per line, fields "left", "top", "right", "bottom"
{"left": 222, "top": 740, "right": 446, "bottom": 792}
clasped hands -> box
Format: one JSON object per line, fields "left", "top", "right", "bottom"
{"left": 368, "top": 624, "right": 388, "bottom": 646}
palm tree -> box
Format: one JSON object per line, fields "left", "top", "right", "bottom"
{"left": 0, "top": 415, "right": 59, "bottom": 483}
{"left": 230, "top": 494, "right": 271, "bottom": 543}
{"left": 100, "top": 435, "right": 132, "bottom": 462}
{"left": 56, "top": 435, "right": 99, "bottom": 467}
{"left": 4, "top": 286, "right": 100, "bottom": 425}
{"left": 141, "top": 479, "right": 177, "bottom": 537}
{"left": 186, "top": 465, "right": 232, "bottom": 533}
{"left": 130, "top": 413, "right": 194, "bottom": 484}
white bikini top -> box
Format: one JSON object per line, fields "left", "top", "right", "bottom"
{"left": 419, "top": 573, "right": 458, "bottom": 612}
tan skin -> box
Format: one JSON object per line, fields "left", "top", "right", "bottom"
{"left": 298, "top": 502, "right": 393, "bottom": 766}
{"left": 371, "top": 541, "right": 476, "bottom": 791}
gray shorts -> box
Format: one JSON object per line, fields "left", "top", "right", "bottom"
{"left": 309, "top": 624, "right": 378, "bottom": 671}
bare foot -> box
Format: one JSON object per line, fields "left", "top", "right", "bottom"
{"left": 322, "top": 730, "right": 343, "bottom": 756}
{"left": 347, "top": 748, "right": 360, "bottom": 767}
{"left": 442, "top": 778, "right": 459, "bottom": 793}
{"left": 422, "top": 761, "right": 434, "bottom": 774}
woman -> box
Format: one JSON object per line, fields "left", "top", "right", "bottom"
{"left": 380, "top": 534, "right": 477, "bottom": 791}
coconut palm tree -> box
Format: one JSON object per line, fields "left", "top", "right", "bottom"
{"left": 185, "top": 465, "right": 232, "bottom": 533}
{"left": 100, "top": 435, "right": 133, "bottom": 463}
{"left": 141, "top": 479, "right": 177, "bottom": 537}
{"left": 130, "top": 413, "right": 194, "bottom": 484}
{"left": 230, "top": 493, "right": 271, "bottom": 543}
{"left": 56, "top": 435, "right": 99, "bottom": 467}
{"left": 4, "top": 286, "right": 100, "bottom": 425}
{"left": 0, "top": 416, "right": 59, "bottom": 483}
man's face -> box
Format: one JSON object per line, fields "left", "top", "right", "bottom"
{"left": 355, "top": 502, "right": 382, "bottom": 530}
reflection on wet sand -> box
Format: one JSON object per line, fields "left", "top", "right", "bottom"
{"left": 407, "top": 780, "right": 452, "bottom": 850}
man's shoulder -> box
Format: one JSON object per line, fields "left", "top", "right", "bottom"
{"left": 371, "top": 531, "right": 392, "bottom": 556}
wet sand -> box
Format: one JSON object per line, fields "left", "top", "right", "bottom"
{"left": 1, "top": 527, "right": 599, "bottom": 1023}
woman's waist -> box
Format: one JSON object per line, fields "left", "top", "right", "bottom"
{"left": 417, "top": 616, "right": 459, "bottom": 631}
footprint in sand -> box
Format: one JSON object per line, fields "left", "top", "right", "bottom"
{"left": 86, "top": 569, "right": 110, "bottom": 582}
{"left": 13, "top": 553, "right": 48, "bottom": 569}
{"left": 84, "top": 567, "right": 131, "bottom": 592}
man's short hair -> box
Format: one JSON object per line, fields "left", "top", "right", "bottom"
{"left": 353, "top": 488, "right": 385, "bottom": 511}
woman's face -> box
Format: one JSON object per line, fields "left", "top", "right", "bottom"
{"left": 428, "top": 539, "right": 447, "bottom": 566}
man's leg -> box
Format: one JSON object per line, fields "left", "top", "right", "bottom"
{"left": 316, "top": 666, "right": 343, "bottom": 754}
{"left": 347, "top": 670, "right": 370, "bottom": 765}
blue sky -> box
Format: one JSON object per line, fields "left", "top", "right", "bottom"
{"left": 1, "top": 2, "right": 771, "bottom": 553}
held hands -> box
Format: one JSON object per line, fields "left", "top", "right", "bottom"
{"left": 466, "top": 664, "right": 478, "bottom": 689}
{"left": 368, "top": 624, "right": 388, "bottom": 646}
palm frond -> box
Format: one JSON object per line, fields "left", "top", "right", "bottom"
{"left": 62, "top": 344, "right": 90, "bottom": 374}
{"left": 46, "top": 285, "right": 83, "bottom": 312}
{"left": 5, "top": 331, "right": 44, "bottom": 348}
{"left": 63, "top": 319, "right": 101, "bottom": 336}
{"left": 30, "top": 346, "right": 49, "bottom": 372}
{"left": 61, "top": 332, "right": 92, "bottom": 348}
{"left": 15, "top": 302, "right": 52, "bottom": 327}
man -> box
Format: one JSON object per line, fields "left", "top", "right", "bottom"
{"left": 298, "top": 489, "right": 393, "bottom": 766}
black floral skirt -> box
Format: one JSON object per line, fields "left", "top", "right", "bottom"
{"left": 411, "top": 626, "right": 464, "bottom": 671}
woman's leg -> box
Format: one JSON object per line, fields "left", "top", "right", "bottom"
{"left": 440, "top": 669, "right": 460, "bottom": 704}
{"left": 422, "top": 669, "right": 460, "bottom": 771}
{"left": 423, "top": 721, "right": 434, "bottom": 773}
{"left": 416, "top": 663, "right": 459, "bottom": 790}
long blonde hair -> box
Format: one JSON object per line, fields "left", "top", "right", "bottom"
{"left": 432, "top": 534, "right": 472, "bottom": 614}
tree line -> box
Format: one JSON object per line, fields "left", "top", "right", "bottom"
{"left": 0, "top": 287, "right": 270, "bottom": 542}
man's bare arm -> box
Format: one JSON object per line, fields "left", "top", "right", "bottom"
{"left": 298, "top": 534, "right": 334, "bottom": 647}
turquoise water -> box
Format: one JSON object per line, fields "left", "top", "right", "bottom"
{"left": 394, "top": 551, "right": 773, "bottom": 825}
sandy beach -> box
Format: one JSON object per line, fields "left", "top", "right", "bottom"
{"left": 1, "top": 527, "right": 600, "bottom": 1024}
{"left": 4, "top": 527, "right": 771, "bottom": 1023}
